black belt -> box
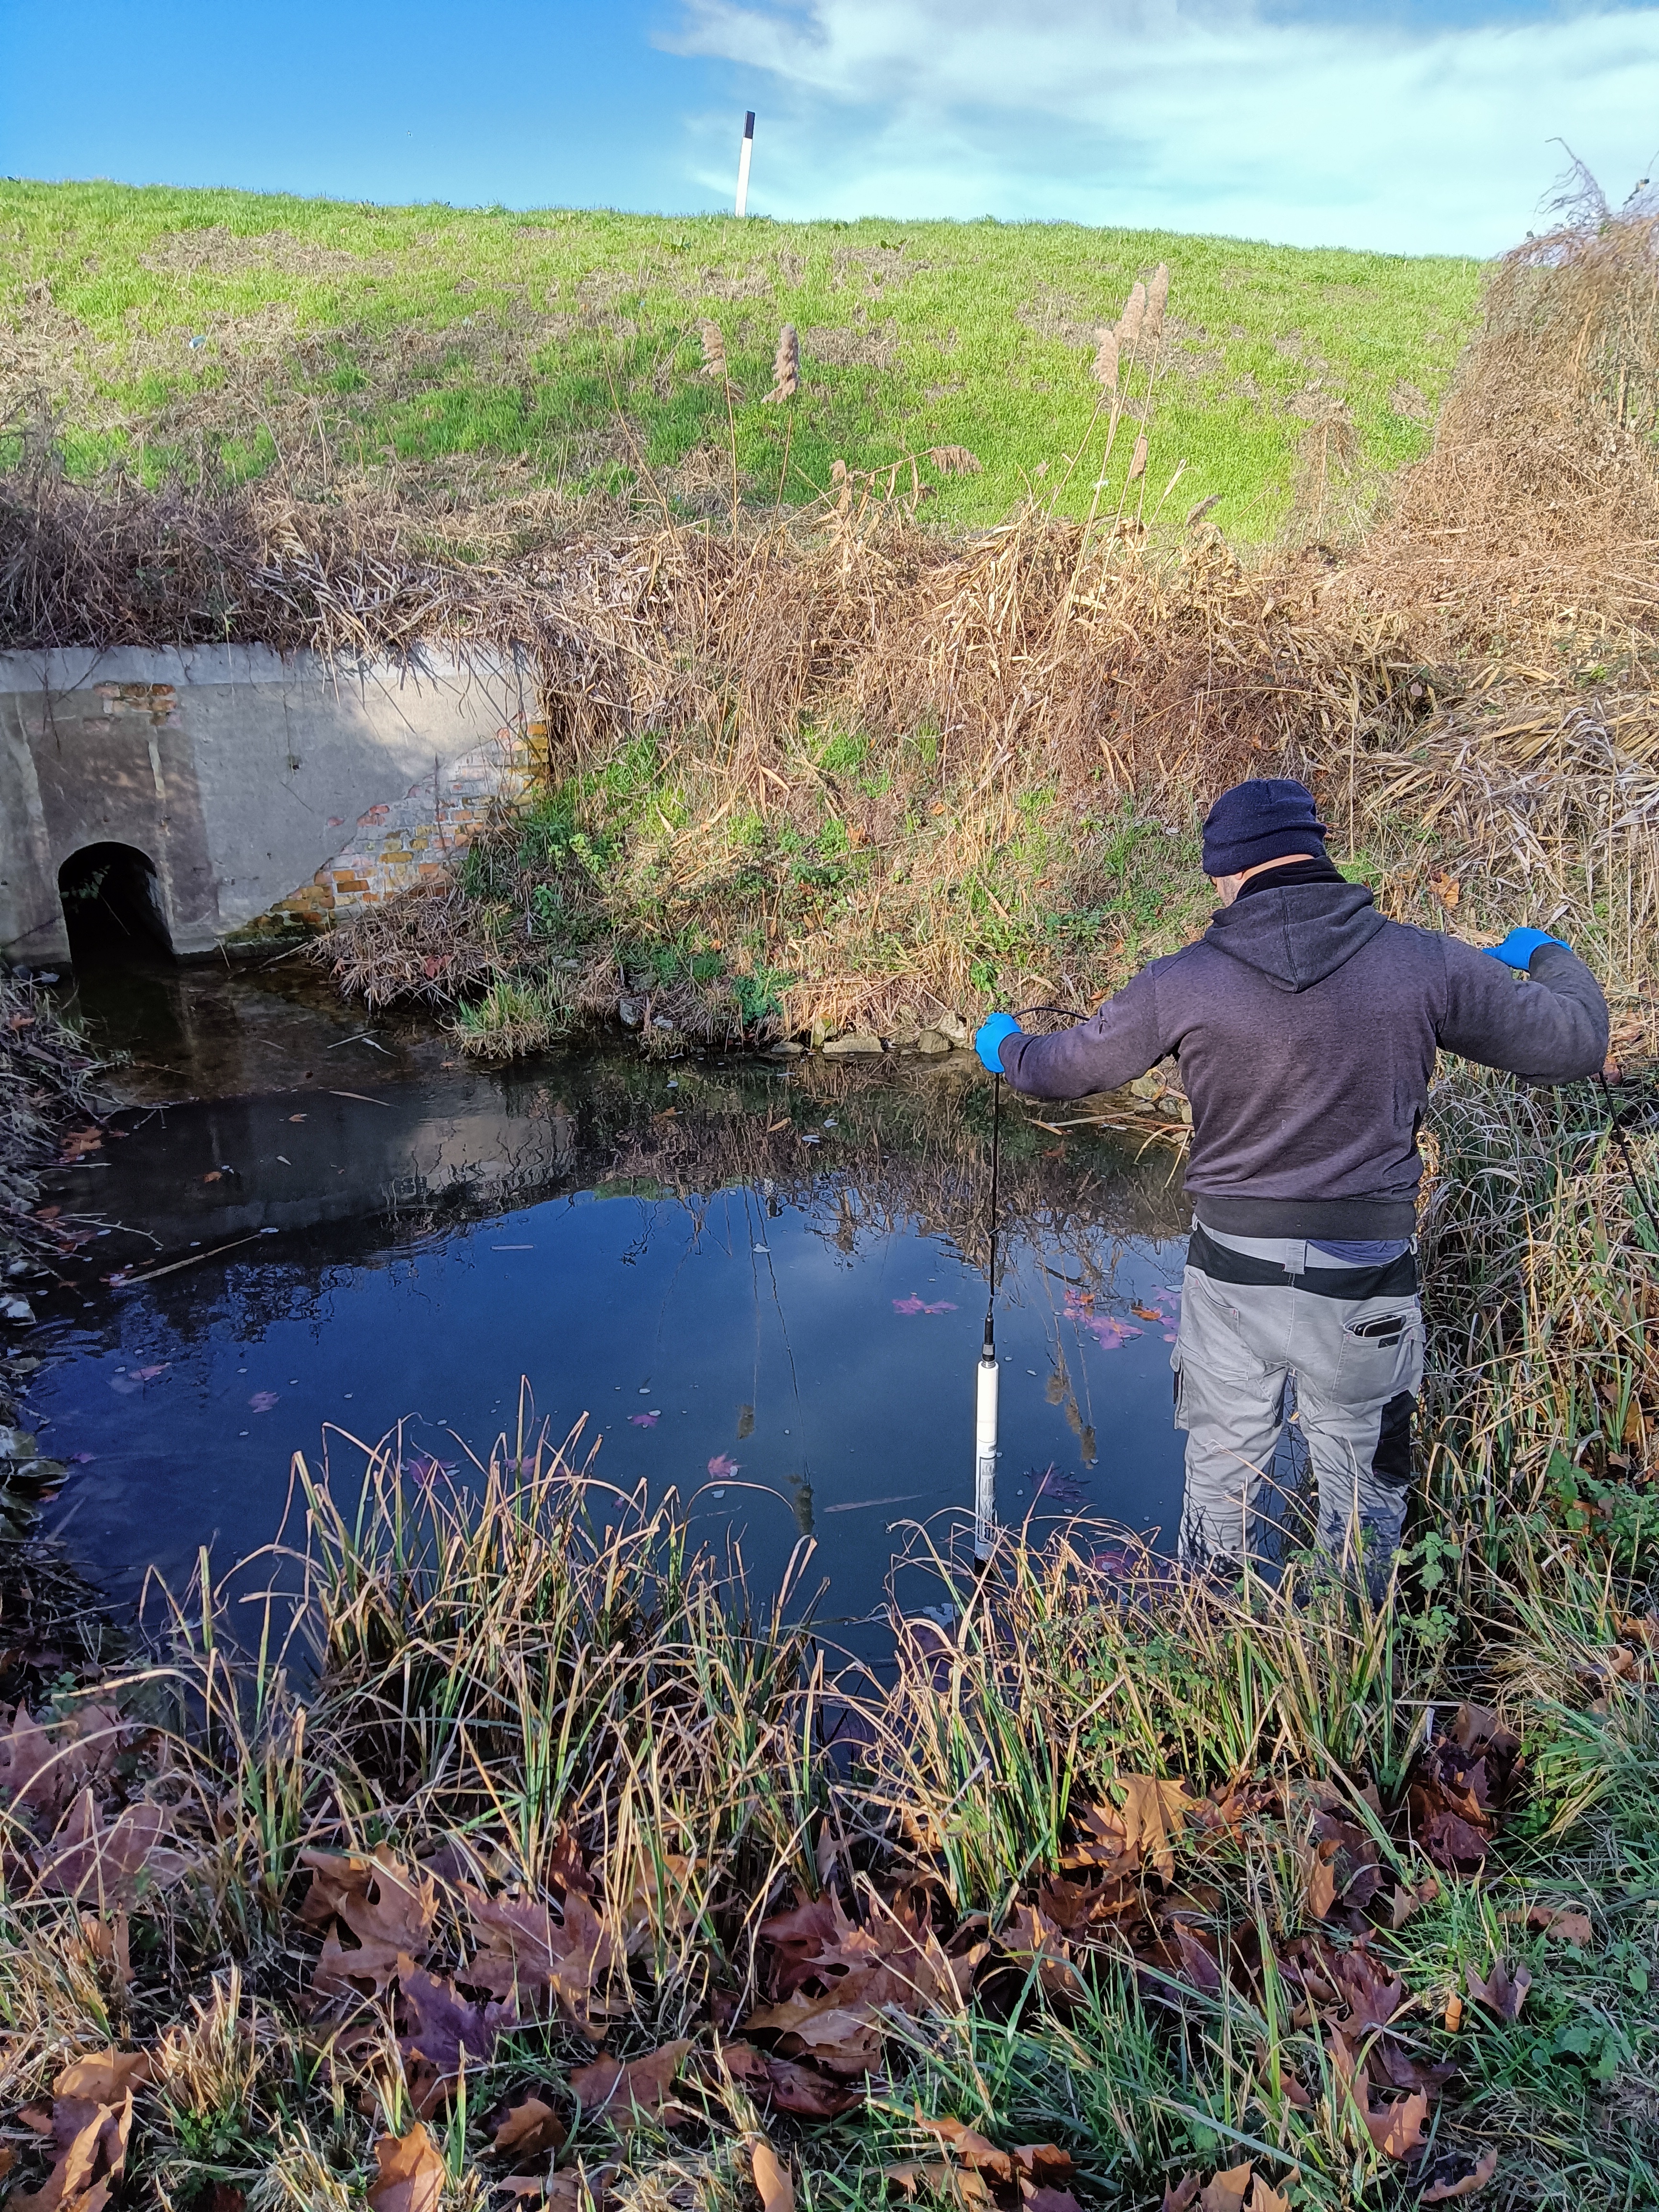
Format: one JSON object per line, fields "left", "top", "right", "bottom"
{"left": 1186, "top": 1222, "right": 1418, "bottom": 1301}
{"left": 1192, "top": 1192, "right": 1418, "bottom": 1238}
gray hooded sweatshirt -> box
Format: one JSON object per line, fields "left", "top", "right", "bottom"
{"left": 998, "top": 876, "right": 1609, "bottom": 1238}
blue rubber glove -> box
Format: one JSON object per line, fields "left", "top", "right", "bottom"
{"left": 974, "top": 1012, "right": 1022, "bottom": 1073}
{"left": 1484, "top": 927, "right": 1570, "bottom": 972}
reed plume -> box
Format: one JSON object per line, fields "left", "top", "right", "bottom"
{"left": 699, "top": 321, "right": 729, "bottom": 383}
{"left": 762, "top": 324, "right": 800, "bottom": 404}
{"left": 1117, "top": 282, "right": 1147, "bottom": 349}
{"left": 925, "top": 445, "right": 982, "bottom": 476}
{"left": 1091, "top": 328, "right": 1119, "bottom": 391}
{"left": 1128, "top": 433, "right": 1149, "bottom": 481}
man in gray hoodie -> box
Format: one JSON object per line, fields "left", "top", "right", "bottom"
{"left": 973, "top": 777, "right": 1608, "bottom": 1583}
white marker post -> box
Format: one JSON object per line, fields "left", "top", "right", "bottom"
{"left": 735, "top": 111, "right": 755, "bottom": 217}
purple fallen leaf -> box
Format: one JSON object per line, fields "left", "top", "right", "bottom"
{"left": 708, "top": 1453, "right": 740, "bottom": 1479}
{"left": 248, "top": 1391, "right": 279, "bottom": 1413}
{"left": 1029, "top": 1463, "right": 1089, "bottom": 1509}
{"left": 892, "top": 1295, "right": 926, "bottom": 1314}
{"left": 68, "top": 1451, "right": 94, "bottom": 1464}
{"left": 922, "top": 1300, "right": 957, "bottom": 1314}
{"left": 407, "top": 1452, "right": 458, "bottom": 1482}
{"left": 629, "top": 1412, "right": 660, "bottom": 1427}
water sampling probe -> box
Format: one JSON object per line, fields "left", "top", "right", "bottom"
{"left": 973, "top": 1003, "right": 1088, "bottom": 1562}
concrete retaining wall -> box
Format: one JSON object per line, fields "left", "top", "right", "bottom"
{"left": 0, "top": 645, "right": 544, "bottom": 964}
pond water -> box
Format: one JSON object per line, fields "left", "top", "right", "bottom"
{"left": 22, "top": 955, "right": 1194, "bottom": 1633}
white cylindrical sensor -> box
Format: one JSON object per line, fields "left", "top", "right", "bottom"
{"left": 735, "top": 111, "right": 755, "bottom": 217}
{"left": 973, "top": 1349, "right": 999, "bottom": 1560}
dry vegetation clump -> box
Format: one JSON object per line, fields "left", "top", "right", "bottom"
{"left": 0, "top": 970, "right": 106, "bottom": 1262}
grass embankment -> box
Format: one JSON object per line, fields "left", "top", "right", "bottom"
{"left": 303, "top": 183, "right": 1659, "bottom": 1061}
{"left": 2, "top": 1066, "right": 1659, "bottom": 2210}
{"left": 0, "top": 180, "right": 1476, "bottom": 543}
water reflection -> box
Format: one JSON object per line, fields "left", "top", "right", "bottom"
{"left": 26, "top": 965, "right": 1192, "bottom": 1622}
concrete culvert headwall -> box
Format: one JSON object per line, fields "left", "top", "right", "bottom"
{"left": 0, "top": 645, "right": 543, "bottom": 966}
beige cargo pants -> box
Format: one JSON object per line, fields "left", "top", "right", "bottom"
{"left": 1171, "top": 1222, "right": 1425, "bottom": 1582}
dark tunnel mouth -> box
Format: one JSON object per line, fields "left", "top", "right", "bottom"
{"left": 57, "top": 842, "right": 174, "bottom": 963}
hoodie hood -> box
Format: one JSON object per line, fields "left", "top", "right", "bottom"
{"left": 1205, "top": 879, "right": 1386, "bottom": 994}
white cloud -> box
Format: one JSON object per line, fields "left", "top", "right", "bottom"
{"left": 667, "top": 0, "right": 1659, "bottom": 253}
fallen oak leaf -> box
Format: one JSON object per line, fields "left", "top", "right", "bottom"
{"left": 1421, "top": 2146, "right": 1500, "bottom": 2202}
{"left": 367, "top": 2121, "right": 445, "bottom": 2212}
{"left": 752, "top": 2139, "right": 795, "bottom": 2212}
{"left": 1020, "top": 2191, "right": 1084, "bottom": 2212}
{"left": 1465, "top": 1958, "right": 1531, "bottom": 2021}
{"left": 53, "top": 2049, "right": 153, "bottom": 2103}
{"left": 492, "top": 2096, "right": 565, "bottom": 2160}
{"left": 1162, "top": 2183, "right": 1200, "bottom": 2212}
{"left": 1198, "top": 2164, "right": 1253, "bottom": 2212}
{"left": 917, "top": 2116, "right": 1011, "bottom": 2180}
{"left": 1115, "top": 1774, "right": 1199, "bottom": 1880}
{"left": 1367, "top": 2088, "right": 1428, "bottom": 2159}
{"left": 570, "top": 2038, "right": 694, "bottom": 2125}
{"left": 1248, "top": 2182, "right": 1292, "bottom": 2212}
{"left": 883, "top": 2166, "right": 990, "bottom": 2204}
{"left": 1011, "top": 2146, "right": 1074, "bottom": 2180}
{"left": 1517, "top": 1903, "right": 1593, "bottom": 1945}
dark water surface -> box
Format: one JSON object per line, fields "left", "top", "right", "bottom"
{"left": 25, "top": 957, "right": 1192, "bottom": 1626}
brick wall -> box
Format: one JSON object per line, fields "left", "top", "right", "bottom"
{"left": 263, "top": 719, "right": 543, "bottom": 934}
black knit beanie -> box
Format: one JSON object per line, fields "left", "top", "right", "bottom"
{"left": 1201, "top": 778, "right": 1328, "bottom": 877}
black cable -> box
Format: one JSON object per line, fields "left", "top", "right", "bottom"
{"left": 984, "top": 1072, "right": 1002, "bottom": 1356}
{"left": 1597, "top": 1070, "right": 1659, "bottom": 1250}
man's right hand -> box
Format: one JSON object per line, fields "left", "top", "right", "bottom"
{"left": 974, "top": 1013, "right": 1022, "bottom": 1073}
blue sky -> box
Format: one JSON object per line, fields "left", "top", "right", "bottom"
{"left": 4, "top": 0, "right": 1657, "bottom": 254}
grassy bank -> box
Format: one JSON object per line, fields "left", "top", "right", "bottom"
{"left": 1, "top": 181, "right": 1477, "bottom": 544}
{"left": 2, "top": 1062, "right": 1658, "bottom": 2210}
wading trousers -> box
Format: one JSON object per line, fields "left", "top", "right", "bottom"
{"left": 1171, "top": 1222, "right": 1425, "bottom": 1579}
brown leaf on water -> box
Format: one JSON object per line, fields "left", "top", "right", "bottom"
{"left": 1198, "top": 2163, "right": 1253, "bottom": 2212}
{"left": 569, "top": 2038, "right": 694, "bottom": 2125}
{"left": 491, "top": 2096, "right": 565, "bottom": 2160}
{"left": 460, "top": 1881, "right": 621, "bottom": 2035}
{"left": 917, "top": 2117, "right": 1011, "bottom": 2180}
{"left": 1466, "top": 1958, "right": 1531, "bottom": 2021}
{"left": 1162, "top": 2182, "right": 1200, "bottom": 2212}
{"left": 1421, "top": 2146, "right": 1500, "bottom": 2201}
{"left": 366, "top": 2122, "right": 445, "bottom": 2212}
{"left": 1368, "top": 2088, "right": 1428, "bottom": 2159}
{"left": 1519, "top": 1903, "right": 1593, "bottom": 1945}
{"left": 1115, "top": 1775, "right": 1198, "bottom": 1880}
{"left": 752, "top": 2139, "right": 795, "bottom": 2212}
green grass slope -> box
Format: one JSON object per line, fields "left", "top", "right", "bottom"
{"left": 2, "top": 180, "right": 1481, "bottom": 539}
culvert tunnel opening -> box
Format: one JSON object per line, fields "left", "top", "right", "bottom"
{"left": 57, "top": 843, "right": 173, "bottom": 967}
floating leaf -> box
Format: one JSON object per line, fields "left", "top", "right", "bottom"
{"left": 248, "top": 1391, "right": 279, "bottom": 1413}
{"left": 892, "top": 1294, "right": 956, "bottom": 1315}
{"left": 708, "top": 1454, "right": 740, "bottom": 1480}
{"left": 628, "top": 1413, "right": 660, "bottom": 1428}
